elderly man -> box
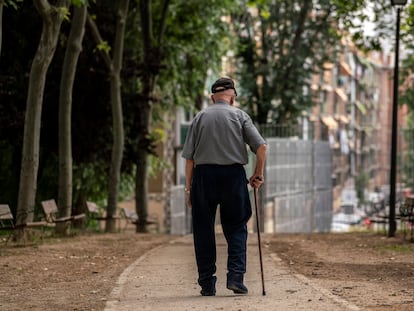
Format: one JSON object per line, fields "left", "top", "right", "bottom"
{"left": 182, "top": 77, "right": 267, "bottom": 296}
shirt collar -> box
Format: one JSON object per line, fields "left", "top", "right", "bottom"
{"left": 215, "top": 100, "right": 230, "bottom": 105}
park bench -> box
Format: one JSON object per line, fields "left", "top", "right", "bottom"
{"left": 41, "top": 199, "right": 85, "bottom": 230}
{"left": 85, "top": 201, "right": 120, "bottom": 231}
{"left": 0, "top": 204, "right": 53, "bottom": 245}
{"left": 400, "top": 195, "right": 414, "bottom": 242}
{"left": 120, "top": 207, "right": 159, "bottom": 232}
{"left": 0, "top": 204, "right": 15, "bottom": 245}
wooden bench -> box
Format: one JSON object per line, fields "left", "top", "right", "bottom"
{"left": 400, "top": 196, "right": 414, "bottom": 242}
{"left": 41, "top": 199, "right": 85, "bottom": 229}
{"left": 0, "top": 204, "right": 15, "bottom": 245}
{"left": 0, "top": 204, "right": 52, "bottom": 245}
{"left": 85, "top": 201, "right": 120, "bottom": 231}
{"left": 120, "top": 207, "right": 159, "bottom": 232}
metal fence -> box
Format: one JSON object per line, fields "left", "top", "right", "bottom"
{"left": 170, "top": 138, "right": 333, "bottom": 234}
{"left": 262, "top": 138, "right": 332, "bottom": 233}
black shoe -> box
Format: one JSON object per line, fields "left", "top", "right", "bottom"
{"left": 227, "top": 282, "right": 248, "bottom": 294}
{"left": 200, "top": 288, "right": 216, "bottom": 296}
{"left": 199, "top": 276, "right": 217, "bottom": 296}
{"left": 226, "top": 273, "right": 248, "bottom": 294}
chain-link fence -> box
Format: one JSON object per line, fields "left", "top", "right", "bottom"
{"left": 262, "top": 138, "right": 332, "bottom": 233}
{"left": 170, "top": 137, "right": 333, "bottom": 234}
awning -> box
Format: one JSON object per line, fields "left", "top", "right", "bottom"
{"left": 335, "top": 87, "right": 348, "bottom": 102}
{"left": 321, "top": 115, "right": 338, "bottom": 130}
{"left": 355, "top": 101, "right": 367, "bottom": 115}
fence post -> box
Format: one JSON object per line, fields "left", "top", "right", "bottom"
{"left": 311, "top": 141, "right": 316, "bottom": 232}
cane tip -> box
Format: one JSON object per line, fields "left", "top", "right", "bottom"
{"left": 262, "top": 290, "right": 266, "bottom": 296}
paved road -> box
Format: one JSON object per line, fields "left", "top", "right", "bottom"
{"left": 104, "top": 234, "right": 361, "bottom": 311}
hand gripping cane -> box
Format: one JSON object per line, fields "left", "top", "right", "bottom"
{"left": 254, "top": 185, "right": 266, "bottom": 296}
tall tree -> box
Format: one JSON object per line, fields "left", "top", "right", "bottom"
{"left": 57, "top": 1, "right": 87, "bottom": 233}
{"left": 87, "top": 0, "right": 130, "bottom": 232}
{"left": 131, "top": 0, "right": 170, "bottom": 232}
{"left": 234, "top": 1, "right": 338, "bottom": 124}
{"left": 123, "top": 0, "right": 237, "bottom": 232}
{"left": 15, "top": 0, "right": 70, "bottom": 235}
{"left": 233, "top": 0, "right": 391, "bottom": 125}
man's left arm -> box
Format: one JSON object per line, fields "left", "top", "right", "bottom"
{"left": 249, "top": 144, "right": 267, "bottom": 188}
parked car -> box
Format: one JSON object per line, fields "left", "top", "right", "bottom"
{"left": 331, "top": 203, "right": 365, "bottom": 232}
{"left": 341, "top": 188, "right": 358, "bottom": 207}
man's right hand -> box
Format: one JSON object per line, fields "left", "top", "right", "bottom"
{"left": 249, "top": 174, "right": 264, "bottom": 188}
{"left": 185, "top": 192, "right": 192, "bottom": 209}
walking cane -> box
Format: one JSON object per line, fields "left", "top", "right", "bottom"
{"left": 254, "top": 186, "right": 266, "bottom": 296}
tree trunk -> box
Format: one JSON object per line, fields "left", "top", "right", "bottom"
{"left": 57, "top": 4, "right": 87, "bottom": 234}
{"left": 105, "top": 0, "right": 129, "bottom": 233}
{"left": 16, "top": 0, "right": 70, "bottom": 236}
{"left": 133, "top": 0, "right": 169, "bottom": 233}
{"left": 135, "top": 149, "right": 149, "bottom": 232}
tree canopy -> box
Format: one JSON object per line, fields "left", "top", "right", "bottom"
{"left": 0, "top": 0, "right": 413, "bottom": 231}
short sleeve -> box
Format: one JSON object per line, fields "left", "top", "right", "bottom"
{"left": 181, "top": 122, "right": 196, "bottom": 160}
{"left": 242, "top": 113, "right": 266, "bottom": 153}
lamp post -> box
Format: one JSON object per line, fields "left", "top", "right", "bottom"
{"left": 389, "top": 0, "right": 407, "bottom": 237}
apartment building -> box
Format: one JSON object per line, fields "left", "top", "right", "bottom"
{"left": 310, "top": 37, "right": 409, "bottom": 209}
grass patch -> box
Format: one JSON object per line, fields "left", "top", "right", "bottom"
{"left": 376, "top": 244, "right": 414, "bottom": 253}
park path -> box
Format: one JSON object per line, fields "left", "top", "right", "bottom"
{"left": 104, "top": 234, "right": 361, "bottom": 311}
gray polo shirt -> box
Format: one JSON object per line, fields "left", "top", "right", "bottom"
{"left": 182, "top": 101, "right": 266, "bottom": 165}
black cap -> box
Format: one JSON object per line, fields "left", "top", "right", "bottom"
{"left": 211, "top": 77, "right": 237, "bottom": 96}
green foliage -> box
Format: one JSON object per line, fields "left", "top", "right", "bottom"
{"left": 122, "top": 0, "right": 239, "bottom": 168}
{"left": 4, "top": 0, "right": 23, "bottom": 10}
{"left": 233, "top": 0, "right": 395, "bottom": 126}
{"left": 155, "top": 0, "right": 238, "bottom": 109}
{"left": 233, "top": 0, "right": 341, "bottom": 124}
{"left": 148, "top": 154, "right": 172, "bottom": 178}
{"left": 71, "top": 0, "right": 88, "bottom": 7}
{"left": 96, "top": 40, "right": 111, "bottom": 54}
{"left": 58, "top": 6, "right": 71, "bottom": 21}
{"left": 73, "top": 161, "right": 134, "bottom": 207}
{"left": 334, "top": 0, "right": 393, "bottom": 52}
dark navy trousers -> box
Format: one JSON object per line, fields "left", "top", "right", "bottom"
{"left": 190, "top": 164, "right": 252, "bottom": 287}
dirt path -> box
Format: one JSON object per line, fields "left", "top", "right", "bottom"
{"left": 0, "top": 231, "right": 174, "bottom": 311}
{"left": 1, "top": 231, "right": 413, "bottom": 310}
{"left": 267, "top": 232, "right": 414, "bottom": 311}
